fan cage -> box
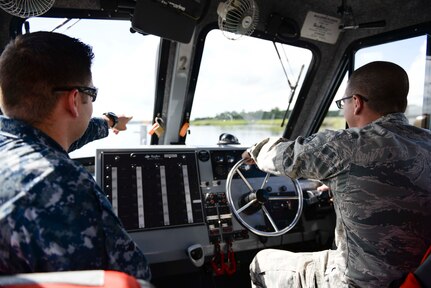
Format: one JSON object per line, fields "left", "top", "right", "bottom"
{"left": 0, "top": 0, "right": 55, "bottom": 18}
{"left": 218, "top": 0, "right": 259, "bottom": 40}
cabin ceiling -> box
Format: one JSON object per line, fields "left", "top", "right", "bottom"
{"left": 1, "top": 0, "right": 429, "bottom": 46}
{"left": 22, "top": 0, "right": 426, "bottom": 55}
{"left": 0, "top": 0, "right": 430, "bottom": 139}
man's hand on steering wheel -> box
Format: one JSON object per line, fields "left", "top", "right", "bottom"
{"left": 241, "top": 151, "right": 256, "bottom": 165}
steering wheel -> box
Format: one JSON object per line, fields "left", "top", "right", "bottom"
{"left": 225, "top": 158, "right": 303, "bottom": 237}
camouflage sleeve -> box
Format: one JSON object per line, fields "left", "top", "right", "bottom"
{"left": 94, "top": 186, "right": 152, "bottom": 280}
{"left": 68, "top": 117, "right": 109, "bottom": 152}
{"left": 8, "top": 161, "right": 150, "bottom": 280}
{"left": 247, "top": 137, "right": 285, "bottom": 175}
{"left": 249, "top": 132, "right": 353, "bottom": 180}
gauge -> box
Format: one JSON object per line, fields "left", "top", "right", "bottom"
{"left": 197, "top": 150, "right": 210, "bottom": 161}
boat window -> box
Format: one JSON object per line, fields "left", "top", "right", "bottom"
{"left": 320, "top": 35, "right": 430, "bottom": 132}
{"left": 355, "top": 35, "right": 430, "bottom": 129}
{"left": 188, "top": 30, "right": 313, "bottom": 146}
{"left": 26, "top": 17, "right": 160, "bottom": 158}
{"left": 318, "top": 73, "right": 348, "bottom": 132}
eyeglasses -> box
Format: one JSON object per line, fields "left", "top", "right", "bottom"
{"left": 53, "top": 86, "right": 98, "bottom": 102}
{"left": 335, "top": 94, "right": 369, "bottom": 109}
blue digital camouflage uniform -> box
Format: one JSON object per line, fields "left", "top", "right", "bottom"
{"left": 0, "top": 116, "right": 151, "bottom": 280}
{"left": 248, "top": 113, "right": 431, "bottom": 288}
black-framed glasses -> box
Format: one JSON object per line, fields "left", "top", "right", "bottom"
{"left": 53, "top": 86, "right": 98, "bottom": 102}
{"left": 335, "top": 94, "right": 369, "bottom": 109}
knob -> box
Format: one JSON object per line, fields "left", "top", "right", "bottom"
{"left": 187, "top": 244, "right": 204, "bottom": 267}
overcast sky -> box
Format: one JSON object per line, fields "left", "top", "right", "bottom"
{"left": 29, "top": 18, "right": 313, "bottom": 122}
{"left": 30, "top": 18, "right": 426, "bottom": 120}
{"left": 29, "top": 18, "right": 159, "bottom": 122}
{"left": 28, "top": 17, "right": 428, "bottom": 156}
{"left": 29, "top": 17, "right": 426, "bottom": 123}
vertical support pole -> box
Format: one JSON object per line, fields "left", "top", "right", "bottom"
{"left": 423, "top": 35, "right": 431, "bottom": 129}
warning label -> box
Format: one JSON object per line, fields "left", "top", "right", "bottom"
{"left": 301, "top": 11, "right": 341, "bottom": 44}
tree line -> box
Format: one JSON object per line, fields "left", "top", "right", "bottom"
{"left": 194, "top": 108, "right": 341, "bottom": 121}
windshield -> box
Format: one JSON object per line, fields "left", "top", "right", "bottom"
{"left": 25, "top": 19, "right": 313, "bottom": 153}
{"left": 187, "top": 30, "right": 313, "bottom": 146}
{"left": 27, "top": 17, "right": 160, "bottom": 158}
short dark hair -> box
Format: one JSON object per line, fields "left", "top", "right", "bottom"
{"left": 0, "top": 31, "right": 94, "bottom": 123}
{"left": 346, "top": 61, "right": 409, "bottom": 114}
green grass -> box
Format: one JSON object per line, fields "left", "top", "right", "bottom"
{"left": 191, "top": 119, "right": 286, "bottom": 132}
{"left": 191, "top": 119, "right": 285, "bottom": 126}
{"left": 191, "top": 119, "right": 248, "bottom": 126}
{"left": 319, "top": 117, "right": 346, "bottom": 130}
{"left": 191, "top": 117, "right": 346, "bottom": 131}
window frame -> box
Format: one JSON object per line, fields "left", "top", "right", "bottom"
{"left": 312, "top": 22, "right": 431, "bottom": 134}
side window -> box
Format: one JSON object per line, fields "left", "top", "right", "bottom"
{"left": 355, "top": 35, "right": 429, "bottom": 129}
{"left": 318, "top": 73, "right": 348, "bottom": 132}
{"left": 320, "top": 35, "right": 430, "bottom": 131}
{"left": 27, "top": 18, "right": 160, "bottom": 158}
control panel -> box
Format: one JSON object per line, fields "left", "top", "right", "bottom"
{"left": 95, "top": 146, "right": 334, "bottom": 269}
{"left": 97, "top": 149, "right": 204, "bottom": 231}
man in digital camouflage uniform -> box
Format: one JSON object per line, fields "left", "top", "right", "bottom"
{"left": 243, "top": 61, "right": 431, "bottom": 287}
{"left": 0, "top": 32, "right": 150, "bottom": 280}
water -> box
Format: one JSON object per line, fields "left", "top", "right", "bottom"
{"left": 69, "top": 123, "right": 282, "bottom": 158}
{"left": 186, "top": 125, "right": 282, "bottom": 146}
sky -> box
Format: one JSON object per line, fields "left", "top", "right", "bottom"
{"left": 27, "top": 17, "right": 429, "bottom": 155}
{"left": 192, "top": 30, "right": 312, "bottom": 119}
{"left": 29, "top": 18, "right": 159, "bottom": 122}
{"left": 28, "top": 17, "right": 428, "bottom": 121}
{"left": 355, "top": 35, "right": 427, "bottom": 107}
{"left": 28, "top": 17, "right": 313, "bottom": 122}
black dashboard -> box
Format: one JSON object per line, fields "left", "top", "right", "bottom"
{"left": 95, "top": 146, "right": 335, "bottom": 278}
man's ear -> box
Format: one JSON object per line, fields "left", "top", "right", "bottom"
{"left": 353, "top": 95, "right": 364, "bottom": 115}
{"left": 65, "top": 89, "right": 80, "bottom": 118}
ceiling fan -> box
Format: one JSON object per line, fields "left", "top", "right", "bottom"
{"left": 0, "top": 0, "right": 55, "bottom": 18}
{"left": 337, "top": 0, "right": 386, "bottom": 30}
{"left": 217, "top": 0, "right": 259, "bottom": 40}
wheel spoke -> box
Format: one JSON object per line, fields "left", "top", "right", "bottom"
{"left": 261, "top": 205, "right": 279, "bottom": 232}
{"left": 237, "top": 198, "right": 258, "bottom": 214}
{"left": 260, "top": 172, "right": 271, "bottom": 189}
{"left": 268, "top": 195, "right": 299, "bottom": 201}
{"left": 237, "top": 169, "right": 254, "bottom": 192}
{"left": 226, "top": 158, "right": 304, "bottom": 237}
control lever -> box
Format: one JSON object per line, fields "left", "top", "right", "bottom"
{"left": 187, "top": 244, "right": 205, "bottom": 267}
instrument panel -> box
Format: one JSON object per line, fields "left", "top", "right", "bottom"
{"left": 95, "top": 146, "right": 334, "bottom": 274}
{"left": 98, "top": 150, "right": 203, "bottom": 231}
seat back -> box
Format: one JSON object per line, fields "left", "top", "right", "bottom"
{"left": 0, "top": 270, "right": 153, "bottom": 288}
{"left": 400, "top": 246, "right": 431, "bottom": 288}
{"left": 413, "top": 248, "right": 431, "bottom": 287}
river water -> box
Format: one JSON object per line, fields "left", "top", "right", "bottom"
{"left": 69, "top": 123, "right": 282, "bottom": 158}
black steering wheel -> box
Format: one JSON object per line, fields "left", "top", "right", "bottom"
{"left": 225, "top": 158, "right": 303, "bottom": 237}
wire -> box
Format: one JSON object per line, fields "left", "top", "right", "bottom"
{"left": 280, "top": 44, "right": 295, "bottom": 80}
{"left": 50, "top": 18, "right": 71, "bottom": 32}
{"left": 272, "top": 42, "right": 293, "bottom": 89}
{"left": 51, "top": 18, "right": 81, "bottom": 32}
{"left": 272, "top": 41, "right": 306, "bottom": 127}
{"left": 65, "top": 19, "right": 81, "bottom": 31}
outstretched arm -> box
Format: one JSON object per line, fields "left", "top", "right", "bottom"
{"left": 68, "top": 115, "right": 133, "bottom": 153}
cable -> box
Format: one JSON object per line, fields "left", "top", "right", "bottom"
{"left": 272, "top": 42, "right": 293, "bottom": 89}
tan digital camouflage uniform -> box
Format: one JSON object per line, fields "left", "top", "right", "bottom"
{"left": 248, "top": 113, "right": 431, "bottom": 287}
{"left": 0, "top": 116, "right": 151, "bottom": 280}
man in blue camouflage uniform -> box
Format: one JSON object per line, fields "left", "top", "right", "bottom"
{"left": 243, "top": 61, "right": 431, "bottom": 287}
{"left": 0, "top": 32, "right": 150, "bottom": 280}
